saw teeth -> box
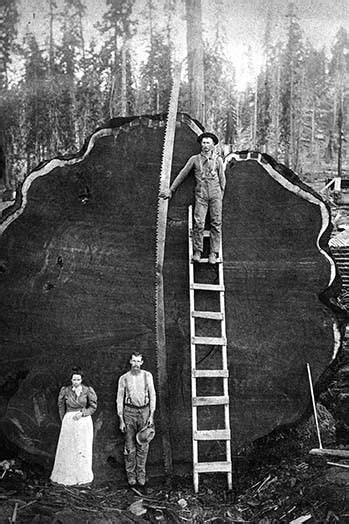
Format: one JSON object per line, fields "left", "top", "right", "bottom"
{"left": 154, "top": 63, "right": 182, "bottom": 472}
{"left": 155, "top": 63, "right": 182, "bottom": 271}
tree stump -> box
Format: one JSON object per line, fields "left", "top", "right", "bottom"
{"left": 0, "top": 118, "right": 337, "bottom": 479}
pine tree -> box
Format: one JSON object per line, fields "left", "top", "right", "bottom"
{"left": 97, "top": 0, "right": 136, "bottom": 118}
{"left": 23, "top": 32, "right": 50, "bottom": 171}
{"left": 0, "top": 0, "right": 18, "bottom": 89}
{"left": 76, "top": 40, "right": 105, "bottom": 145}
{"left": 301, "top": 44, "right": 329, "bottom": 171}
{"left": 185, "top": 0, "right": 205, "bottom": 123}
{"left": 202, "top": 0, "right": 238, "bottom": 144}
{"left": 280, "top": 3, "right": 304, "bottom": 169}
{"left": 330, "top": 27, "right": 349, "bottom": 176}
{"left": 139, "top": 30, "right": 173, "bottom": 114}
{"left": 55, "top": 0, "right": 87, "bottom": 152}
{"left": 0, "top": 0, "right": 19, "bottom": 186}
{"left": 256, "top": 10, "right": 273, "bottom": 152}
{"left": 203, "top": 42, "right": 236, "bottom": 142}
{"left": 45, "top": 0, "right": 60, "bottom": 155}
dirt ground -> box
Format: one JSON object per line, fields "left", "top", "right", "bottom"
{"left": 1, "top": 409, "right": 349, "bottom": 524}
{"left": 1, "top": 454, "right": 349, "bottom": 523}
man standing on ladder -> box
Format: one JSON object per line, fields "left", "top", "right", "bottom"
{"left": 161, "top": 132, "right": 225, "bottom": 264}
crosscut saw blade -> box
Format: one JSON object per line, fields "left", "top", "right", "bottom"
{"left": 155, "top": 62, "right": 182, "bottom": 477}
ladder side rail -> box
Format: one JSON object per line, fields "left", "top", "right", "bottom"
{"left": 188, "top": 205, "right": 199, "bottom": 492}
{"left": 189, "top": 207, "right": 232, "bottom": 492}
{"left": 219, "top": 233, "right": 233, "bottom": 491}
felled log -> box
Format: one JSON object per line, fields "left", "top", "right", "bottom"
{"left": 0, "top": 115, "right": 338, "bottom": 479}
{"left": 309, "top": 448, "right": 349, "bottom": 458}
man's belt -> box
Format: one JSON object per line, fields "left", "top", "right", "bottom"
{"left": 125, "top": 403, "right": 149, "bottom": 409}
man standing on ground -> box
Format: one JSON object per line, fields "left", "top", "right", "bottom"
{"left": 161, "top": 132, "right": 225, "bottom": 264}
{"left": 117, "top": 352, "right": 156, "bottom": 489}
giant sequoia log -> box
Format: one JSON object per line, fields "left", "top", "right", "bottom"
{"left": 0, "top": 115, "right": 337, "bottom": 480}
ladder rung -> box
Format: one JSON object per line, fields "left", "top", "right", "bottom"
{"left": 194, "top": 461, "right": 232, "bottom": 473}
{"left": 189, "top": 230, "right": 212, "bottom": 238}
{"left": 191, "top": 230, "right": 212, "bottom": 238}
{"left": 191, "top": 283, "right": 225, "bottom": 291}
{"left": 193, "top": 369, "right": 229, "bottom": 378}
{"left": 193, "top": 395, "right": 229, "bottom": 406}
{"left": 197, "top": 257, "right": 223, "bottom": 264}
{"left": 192, "top": 336, "right": 226, "bottom": 345}
{"left": 192, "top": 311, "right": 224, "bottom": 320}
{"left": 194, "top": 429, "right": 231, "bottom": 440}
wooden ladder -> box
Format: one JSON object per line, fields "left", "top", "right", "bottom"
{"left": 188, "top": 205, "right": 232, "bottom": 493}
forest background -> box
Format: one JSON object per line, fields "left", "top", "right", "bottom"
{"left": 0, "top": 0, "right": 348, "bottom": 189}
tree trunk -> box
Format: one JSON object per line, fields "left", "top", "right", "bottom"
{"left": 109, "top": 24, "right": 118, "bottom": 119}
{"left": 78, "top": 6, "right": 85, "bottom": 61}
{"left": 338, "top": 87, "right": 343, "bottom": 178}
{"left": 253, "top": 81, "right": 258, "bottom": 147}
{"left": 289, "top": 64, "right": 294, "bottom": 168}
{"left": 311, "top": 100, "right": 315, "bottom": 156}
{"left": 0, "top": 115, "right": 336, "bottom": 478}
{"left": 48, "top": 0, "right": 55, "bottom": 73}
{"left": 185, "top": 0, "right": 205, "bottom": 124}
{"left": 148, "top": 0, "right": 154, "bottom": 112}
{"left": 120, "top": 42, "right": 127, "bottom": 117}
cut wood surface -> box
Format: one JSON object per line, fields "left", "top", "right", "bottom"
{"left": 0, "top": 115, "right": 337, "bottom": 478}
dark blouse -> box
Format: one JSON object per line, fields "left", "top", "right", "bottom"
{"left": 58, "top": 385, "right": 97, "bottom": 421}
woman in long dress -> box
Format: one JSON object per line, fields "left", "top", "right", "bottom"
{"left": 50, "top": 367, "right": 97, "bottom": 486}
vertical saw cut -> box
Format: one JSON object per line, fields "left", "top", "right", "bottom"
{"left": 155, "top": 62, "right": 182, "bottom": 477}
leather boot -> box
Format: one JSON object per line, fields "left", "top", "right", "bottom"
{"left": 192, "top": 250, "right": 201, "bottom": 262}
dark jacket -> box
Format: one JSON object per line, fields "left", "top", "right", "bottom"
{"left": 58, "top": 385, "right": 97, "bottom": 420}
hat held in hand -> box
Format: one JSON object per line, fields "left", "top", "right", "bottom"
{"left": 136, "top": 424, "right": 155, "bottom": 445}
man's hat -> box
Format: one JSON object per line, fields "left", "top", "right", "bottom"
{"left": 136, "top": 425, "right": 155, "bottom": 445}
{"left": 197, "top": 132, "right": 219, "bottom": 145}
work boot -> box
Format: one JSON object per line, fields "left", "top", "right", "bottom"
{"left": 208, "top": 252, "right": 218, "bottom": 264}
{"left": 127, "top": 477, "right": 137, "bottom": 488}
{"left": 192, "top": 250, "right": 201, "bottom": 263}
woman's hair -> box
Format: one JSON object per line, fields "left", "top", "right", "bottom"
{"left": 70, "top": 366, "right": 84, "bottom": 381}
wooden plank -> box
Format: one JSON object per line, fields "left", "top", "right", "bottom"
{"left": 193, "top": 369, "right": 229, "bottom": 378}
{"left": 193, "top": 395, "right": 229, "bottom": 406}
{"left": 194, "top": 429, "right": 231, "bottom": 440}
{"left": 309, "top": 448, "right": 349, "bottom": 458}
{"left": 193, "top": 336, "right": 226, "bottom": 345}
{"left": 194, "top": 461, "right": 232, "bottom": 473}
{"left": 191, "top": 283, "right": 225, "bottom": 291}
{"left": 192, "top": 311, "right": 223, "bottom": 320}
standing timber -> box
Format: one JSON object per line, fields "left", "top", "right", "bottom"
{"left": 0, "top": 117, "right": 339, "bottom": 480}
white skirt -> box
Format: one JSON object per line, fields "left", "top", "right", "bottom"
{"left": 50, "top": 411, "right": 94, "bottom": 486}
